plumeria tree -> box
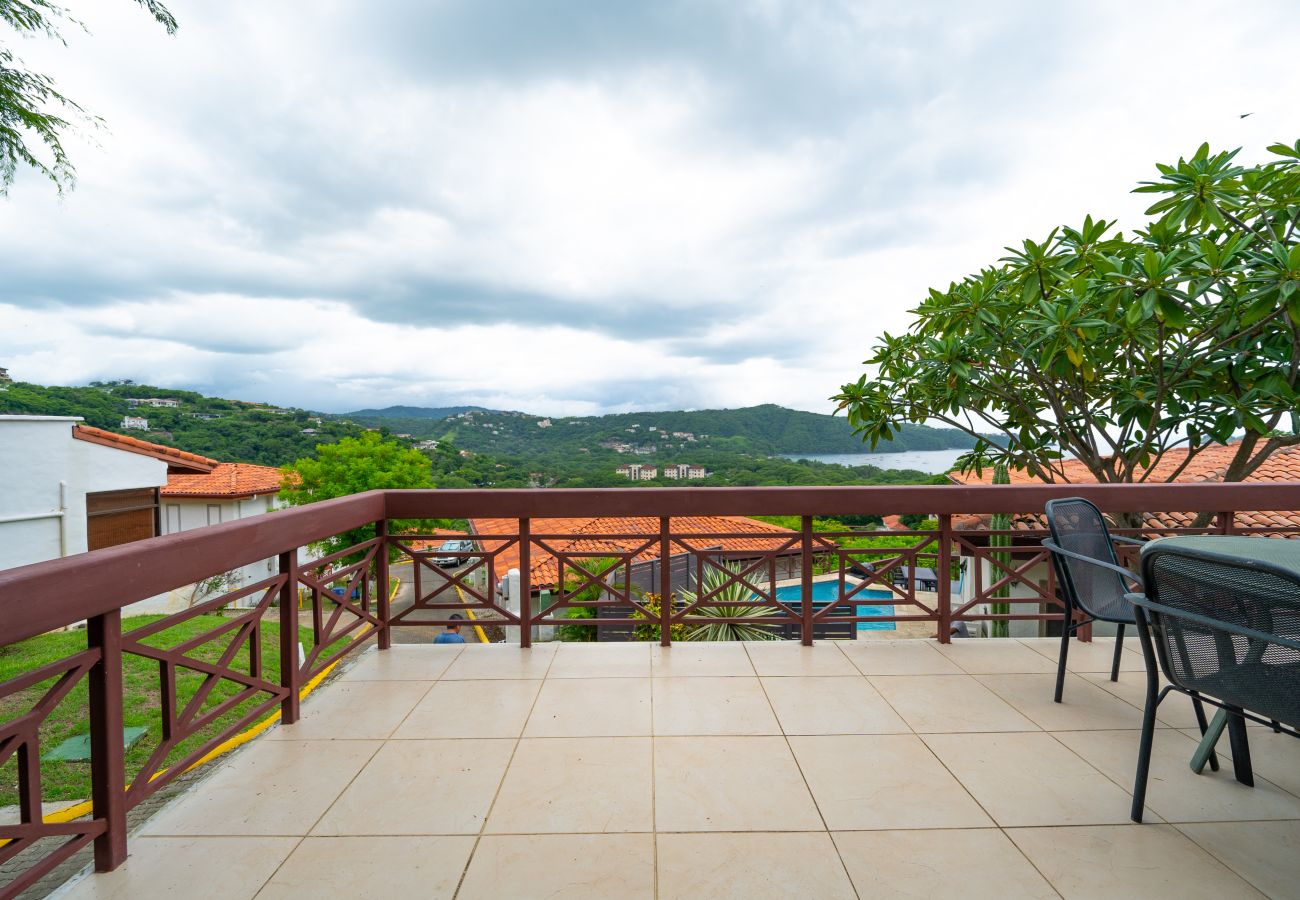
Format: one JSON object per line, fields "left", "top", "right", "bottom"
{"left": 1, "top": 0, "right": 176, "bottom": 194}
{"left": 835, "top": 140, "right": 1300, "bottom": 485}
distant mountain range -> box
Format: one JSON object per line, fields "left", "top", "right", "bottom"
{"left": 342, "top": 405, "right": 489, "bottom": 420}
{"left": 340, "top": 403, "right": 981, "bottom": 457}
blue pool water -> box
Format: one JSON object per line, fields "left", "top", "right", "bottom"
{"left": 771, "top": 582, "right": 896, "bottom": 631}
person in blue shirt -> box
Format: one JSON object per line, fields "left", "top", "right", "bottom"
{"left": 434, "top": 613, "right": 467, "bottom": 644}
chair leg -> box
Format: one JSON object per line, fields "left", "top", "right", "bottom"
{"left": 1111, "top": 623, "right": 1125, "bottom": 682}
{"left": 1225, "top": 706, "right": 1254, "bottom": 787}
{"left": 1054, "top": 621, "right": 1072, "bottom": 704}
{"left": 1191, "top": 698, "right": 1220, "bottom": 773}
{"left": 1132, "top": 664, "right": 1160, "bottom": 823}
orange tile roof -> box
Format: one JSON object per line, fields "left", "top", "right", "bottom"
{"left": 468, "top": 516, "right": 799, "bottom": 590}
{"left": 72, "top": 424, "right": 217, "bottom": 473}
{"left": 162, "top": 462, "right": 286, "bottom": 498}
{"left": 948, "top": 442, "right": 1300, "bottom": 531}
{"left": 947, "top": 442, "right": 1300, "bottom": 486}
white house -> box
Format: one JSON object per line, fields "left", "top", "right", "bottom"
{"left": 121, "top": 415, "right": 149, "bottom": 430}
{"left": 156, "top": 460, "right": 287, "bottom": 610}
{"left": 0, "top": 416, "right": 288, "bottom": 615}
{"left": 0, "top": 416, "right": 213, "bottom": 573}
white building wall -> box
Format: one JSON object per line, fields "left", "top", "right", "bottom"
{"left": 0, "top": 416, "right": 165, "bottom": 572}
{"left": 149, "top": 493, "right": 283, "bottom": 612}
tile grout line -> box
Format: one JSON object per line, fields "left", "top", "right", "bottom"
{"left": 649, "top": 652, "right": 659, "bottom": 900}
{"left": 450, "top": 643, "right": 559, "bottom": 899}
{"left": 1167, "top": 822, "right": 1276, "bottom": 898}
{"left": 248, "top": 735, "right": 387, "bottom": 897}
{"left": 877, "top": 649, "right": 1068, "bottom": 899}
{"left": 747, "top": 640, "right": 861, "bottom": 900}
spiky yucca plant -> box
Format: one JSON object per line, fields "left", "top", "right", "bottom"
{"left": 681, "top": 562, "right": 780, "bottom": 641}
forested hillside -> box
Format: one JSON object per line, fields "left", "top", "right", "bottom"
{"left": 347, "top": 403, "right": 978, "bottom": 456}
{"left": 3, "top": 381, "right": 951, "bottom": 487}
{"left": 0, "top": 381, "right": 366, "bottom": 466}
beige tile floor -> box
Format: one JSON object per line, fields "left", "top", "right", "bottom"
{"left": 62, "top": 638, "right": 1300, "bottom": 899}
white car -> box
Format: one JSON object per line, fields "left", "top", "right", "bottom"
{"left": 433, "top": 539, "right": 475, "bottom": 567}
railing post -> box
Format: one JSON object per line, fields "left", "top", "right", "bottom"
{"left": 87, "top": 609, "right": 127, "bottom": 871}
{"left": 375, "top": 518, "right": 391, "bottom": 651}
{"left": 937, "top": 514, "right": 953, "bottom": 644}
{"left": 659, "top": 517, "right": 673, "bottom": 646}
{"left": 1217, "top": 511, "right": 1234, "bottom": 535}
{"left": 518, "top": 518, "right": 532, "bottom": 649}
{"left": 278, "top": 549, "right": 302, "bottom": 724}
{"left": 800, "top": 515, "right": 814, "bottom": 646}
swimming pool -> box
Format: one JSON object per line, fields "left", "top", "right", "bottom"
{"left": 771, "top": 581, "right": 896, "bottom": 631}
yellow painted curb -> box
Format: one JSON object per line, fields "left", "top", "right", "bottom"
{"left": 29, "top": 576, "right": 402, "bottom": 830}
{"left": 453, "top": 585, "right": 491, "bottom": 644}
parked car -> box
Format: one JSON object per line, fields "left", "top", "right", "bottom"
{"left": 433, "top": 539, "right": 476, "bottom": 567}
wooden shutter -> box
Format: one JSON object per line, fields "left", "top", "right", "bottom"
{"left": 86, "top": 489, "right": 159, "bottom": 552}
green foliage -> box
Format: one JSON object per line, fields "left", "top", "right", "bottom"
{"left": 0, "top": 380, "right": 377, "bottom": 465}
{"left": 410, "top": 404, "right": 981, "bottom": 457}
{"left": 281, "top": 432, "right": 435, "bottom": 555}
{"left": 835, "top": 140, "right": 1300, "bottom": 485}
{"left": 551, "top": 556, "right": 619, "bottom": 642}
{"left": 629, "top": 592, "right": 688, "bottom": 642}
{"left": 0, "top": 0, "right": 176, "bottom": 194}
{"left": 681, "top": 562, "right": 780, "bottom": 642}
{"left": 988, "top": 463, "right": 1012, "bottom": 638}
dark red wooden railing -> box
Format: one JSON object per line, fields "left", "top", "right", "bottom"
{"left": 0, "top": 482, "right": 1298, "bottom": 896}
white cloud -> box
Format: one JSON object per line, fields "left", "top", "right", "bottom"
{"left": 2, "top": 0, "right": 1297, "bottom": 414}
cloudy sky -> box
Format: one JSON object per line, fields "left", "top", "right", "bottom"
{"left": 2, "top": 1, "right": 1296, "bottom": 415}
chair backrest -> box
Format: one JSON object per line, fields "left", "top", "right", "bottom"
{"left": 1044, "top": 497, "right": 1130, "bottom": 622}
{"left": 1140, "top": 545, "right": 1300, "bottom": 728}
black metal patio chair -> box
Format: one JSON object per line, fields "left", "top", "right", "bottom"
{"left": 1128, "top": 540, "right": 1300, "bottom": 823}
{"left": 1042, "top": 497, "right": 1145, "bottom": 701}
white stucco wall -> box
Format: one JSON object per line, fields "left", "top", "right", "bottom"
{"left": 141, "top": 493, "right": 283, "bottom": 612}
{"left": 0, "top": 416, "right": 166, "bottom": 572}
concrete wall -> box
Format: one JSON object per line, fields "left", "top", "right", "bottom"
{"left": 0, "top": 416, "right": 165, "bottom": 572}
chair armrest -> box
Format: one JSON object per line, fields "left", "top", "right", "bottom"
{"left": 1041, "top": 539, "right": 1144, "bottom": 589}
{"left": 1128, "top": 595, "right": 1300, "bottom": 655}
{"left": 1112, "top": 535, "right": 1146, "bottom": 546}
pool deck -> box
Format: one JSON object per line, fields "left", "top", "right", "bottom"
{"left": 59, "top": 639, "right": 1300, "bottom": 899}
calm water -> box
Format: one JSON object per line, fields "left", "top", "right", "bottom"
{"left": 782, "top": 447, "right": 966, "bottom": 474}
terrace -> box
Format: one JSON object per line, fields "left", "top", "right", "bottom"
{"left": 1, "top": 485, "right": 1299, "bottom": 898}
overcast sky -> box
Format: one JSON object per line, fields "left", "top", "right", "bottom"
{"left": 1, "top": 1, "right": 1296, "bottom": 415}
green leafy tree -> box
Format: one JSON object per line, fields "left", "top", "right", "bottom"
{"left": 835, "top": 140, "right": 1300, "bottom": 486}
{"left": 1, "top": 0, "right": 176, "bottom": 194}
{"left": 280, "top": 432, "right": 435, "bottom": 556}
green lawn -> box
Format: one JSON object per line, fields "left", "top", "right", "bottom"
{"left": 0, "top": 612, "right": 356, "bottom": 808}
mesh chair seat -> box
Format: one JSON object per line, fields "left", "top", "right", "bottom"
{"left": 1044, "top": 498, "right": 1136, "bottom": 625}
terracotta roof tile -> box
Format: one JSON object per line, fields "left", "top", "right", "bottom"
{"left": 162, "top": 462, "right": 285, "bottom": 498}
{"left": 72, "top": 424, "right": 217, "bottom": 473}
{"left": 947, "top": 442, "right": 1300, "bottom": 531}
{"left": 468, "top": 516, "right": 799, "bottom": 590}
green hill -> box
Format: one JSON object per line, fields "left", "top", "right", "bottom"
{"left": 0, "top": 381, "right": 370, "bottom": 466}
{"left": 344, "top": 404, "right": 488, "bottom": 419}
{"left": 376, "top": 403, "right": 978, "bottom": 457}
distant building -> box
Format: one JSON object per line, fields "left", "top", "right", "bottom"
{"left": 616, "top": 463, "right": 659, "bottom": 481}
{"left": 0, "top": 367, "right": 11, "bottom": 384}
{"left": 301, "top": 428, "right": 318, "bottom": 435}
{"left": 126, "top": 398, "right": 181, "bottom": 408}
{"left": 394, "top": 433, "right": 412, "bottom": 439}
{"left": 121, "top": 416, "right": 149, "bottom": 430}
{"left": 189, "top": 413, "right": 222, "bottom": 420}
{"left": 537, "top": 419, "right": 552, "bottom": 428}
{"left": 663, "top": 464, "right": 709, "bottom": 480}
{"left": 415, "top": 439, "right": 439, "bottom": 450}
